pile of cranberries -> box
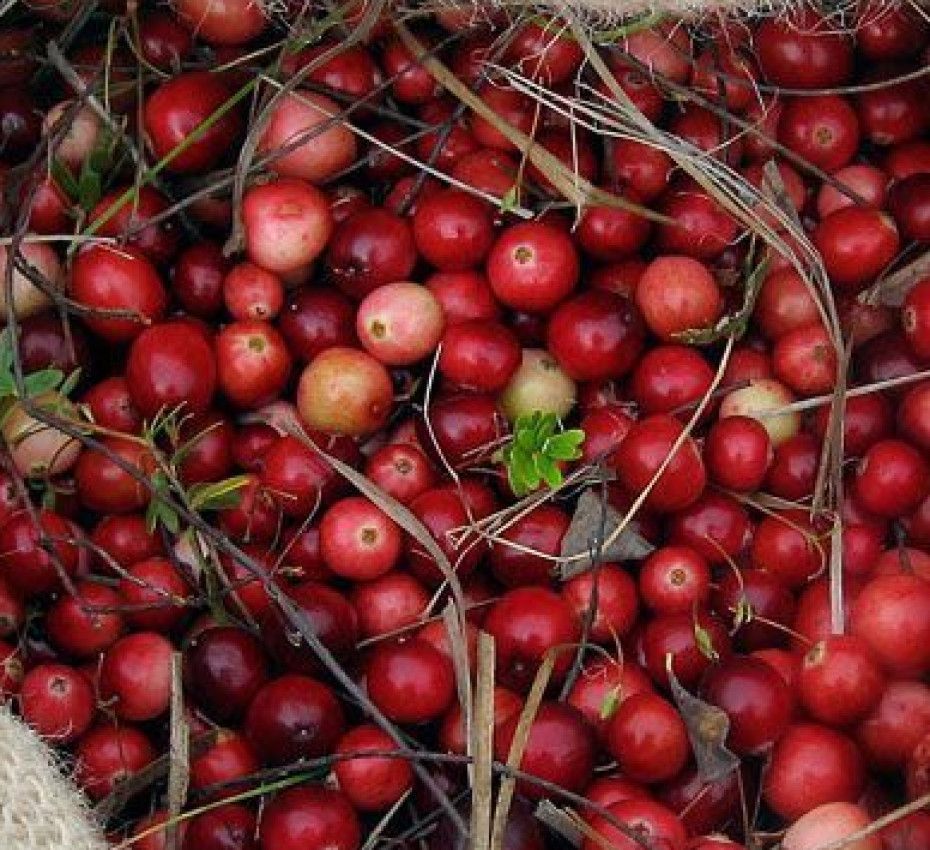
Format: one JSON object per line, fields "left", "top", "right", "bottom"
{"left": 4, "top": 2, "right": 930, "bottom": 849}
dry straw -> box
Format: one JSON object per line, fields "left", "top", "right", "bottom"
{"left": 0, "top": 706, "right": 106, "bottom": 850}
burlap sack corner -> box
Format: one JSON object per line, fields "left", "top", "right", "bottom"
{"left": 0, "top": 707, "right": 107, "bottom": 850}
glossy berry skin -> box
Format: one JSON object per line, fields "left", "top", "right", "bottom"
{"left": 333, "top": 724, "right": 413, "bottom": 811}
{"left": 279, "top": 288, "right": 356, "bottom": 363}
{"left": 799, "top": 635, "right": 885, "bottom": 727}
{"left": 242, "top": 178, "right": 333, "bottom": 276}
{"left": 853, "top": 438, "right": 928, "bottom": 518}
{"left": 639, "top": 545, "right": 711, "bottom": 615}
{"left": 117, "top": 557, "right": 190, "bottom": 633}
{"left": 641, "top": 611, "right": 732, "bottom": 690}
{"left": 546, "top": 291, "right": 645, "bottom": 382}
{"left": 705, "top": 415, "right": 773, "bottom": 492}
{"left": 70, "top": 245, "right": 167, "bottom": 343}
{"left": 99, "top": 632, "right": 173, "bottom": 722}
{"left": 216, "top": 320, "right": 291, "bottom": 410}
{"left": 244, "top": 674, "right": 345, "bottom": 765}
{"left": 363, "top": 443, "right": 435, "bottom": 506}
{"left": 612, "top": 414, "right": 706, "bottom": 513}
{"left": 0, "top": 509, "right": 79, "bottom": 598}
{"left": 714, "top": 568, "right": 795, "bottom": 652}
{"left": 902, "top": 276, "right": 930, "bottom": 359}
{"left": 439, "top": 320, "right": 521, "bottom": 392}
{"left": 259, "top": 787, "right": 360, "bottom": 850}
{"left": 412, "top": 189, "right": 495, "bottom": 271}
{"left": 700, "top": 656, "right": 792, "bottom": 755}
{"left": 20, "top": 663, "right": 95, "bottom": 743}
{"left": 777, "top": 94, "right": 859, "bottom": 173}
{"left": 494, "top": 702, "right": 595, "bottom": 799}
{"left": 562, "top": 564, "right": 639, "bottom": 643}
{"left": 46, "top": 581, "right": 122, "bottom": 658}
{"left": 635, "top": 255, "right": 722, "bottom": 342}
{"left": 629, "top": 344, "right": 714, "bottom": 416}
{"left": 484, "top": 587, "right": 580, "bottom": 691}
{"left": 668, "top": 491, "right": 752, "bottom": 565}
{"left": 750, "top": 509, "right": 826, "bottom": 589}
{"left": 319, "top": 496, "right": 402, "bottom": 581}
{"left": 183, "top": 627, "right": 269, "bottom": 723}
{"left": 756, "top": 10, "right": 853, "bottom": 89}
{"left": 812, "top": 208, "right": 900, "bottom": 293}
{"left": 126, "top": 321, "right": 217, "bottom": 419}
{"left": 851, "top": 574, "right": 930, "bottom": 677}
{"left": 486, "top": 222, "right": 579, "bottom": 313}
{"left": 418, "top": 393, "right": 508, "bottom": 470}
{"left": 488, "top": 504, "right": 570, "bottom": 587}
{"left": 74, "top": 725, "right": 156, "bottom": 801}
{"left": 182, "top": 804, "right": 256, "bottom": 850}
{"left": 326, "top": 209, "right": 417, "bottom": 301}
{"left": 189, "top": 731, "right": 259, "bottom": 801}
{"left": 297, "top": 347, "right": 393, "bottom": 437}
{"left": 856, "top": 679, "right": 930, "bottom": 771}
{"left": 367, "top": 638, "right": 455, "bottom": 724}
{"left": 582, "top": 799, "right": 687, "bottom": 850}
{"left": 144, "top": 72, "right": 242, "bottom": 173}
{"left": 764, "top": 723, "right": 866, "bottom": 821}
{"left": 606, "top": 692, "right": 689, "bottom": 783}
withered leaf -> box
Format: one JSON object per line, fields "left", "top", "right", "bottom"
{"left": 666, "top": 661, "right": 740, "bottom": 784}
{"left": 559, "top": 488, "right": 653, "bottom": 580}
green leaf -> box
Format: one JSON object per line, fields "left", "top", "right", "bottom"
{"left": 189, "top": 475, "right": 250, "bottom": 512}
{"left": 499, "top": 185, "right": 520, "bottom": 214}
{"left": 23, "top": 369, "right": 64, "bottom": 398}
{"left": 694, "top": 623, "right": 720, "bottom": 662}
{"left": 544, "top": 430, "right": 584, "bottom": 461}
{"left": 51, "top": 158, "right": 80, "bottom": 200}
{"left": 732, "top": 595, "right": 754, "bottom": 631}
{"left": 58, "top": 368, "right": 82, "bottom": 399}
{"left": 533, "top": 454, "right": 561, "bottom": 489}
{"left": 599, "top": 685, "right": 622, "bottom": 721}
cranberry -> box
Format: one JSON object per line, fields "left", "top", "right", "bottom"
{"left": 71, "top": 245, "right": 167, "bottom": 343}
{"left": 778, "top": 94, "right": 859, "bottom": 173}
{"left": 764, "top": 723, "right": 866, "bottom": 821}
{"left": 889, "top": 174, "right": 930, "bottom": 243}
{"left": 636, "top": 255, "right": 722, "bottom": 341}
{"left": 641, "top": 610, "right": 732, "bottom": 690}
{"left": 259, "top": 787, "right": 360, "bottom": 850}
{"left": 701, "top": 656, "right": 792, "bottom": 754}
{"left": 705, "top": 415, "right": 773, "bottom": 491}
{"left": 630, "top": 344, "right": 715, "bottom": 416}
{"left": 82, "top": 377, "right": 143, "bottom": 434}
{"left": 562, "top": 565, "right": 639, "bottom": 643}
{"left": 189, "top": 730, "right": 259, "bottom": 800}
{"left": 813, "top": 208, "right": 900, "bottom": 293}
{"left": 639, "top": 545, "right": 711, "bottom": 615}
{"left": 363, "top": 443, "right": 435, "bottom": 505}
{"left": 612, "top": 414, "right": 706, "bottom": 513}
{"left": 326, "top": 208, "right": 417, "bottom": 301}
{"left": 714, "top": 568, "right": 795, "bottom": 651}
{"left": 486, "top": 222, "right": 579, "bottom": 313}
{"left": 367, "top": 638, "right": 454, "bottom": 724}
{"left": 853, "top": 439, "right": 928, "bottom": 518}
{"left": 484, "top": 587, "right": 580, "bottom": 690}
{"left": 182, "top": 804, "right": 256, "bottom": 850}
{"left": 319, "top": 496, "right": 402, "bottom": 581}
{"left": 418, "top": 393, "right": 507, "bottom": 470}
{"left": 99, "top": 631, "right": 173, "bottom": 722}
{"left": 350, "top": 571, "right": 428, "bottom": 639}
{"left": 244, "top": 674, "right": 345, "bottom": 765}
{"left": 356, "top": 281, "right": 445, "bottom": 366}
{"left": 74, "top": 724, "right": 155, "bottom": 801}
{"left": 333, "top": 724, "right": 413, "bottom": 811}
{"left": 144, "top": 72, "right": 242, "bottom": 173}
{"left": 297, "top": 346, "right": 393, "bottom": 436}
{"left": 799, "top": 635, "right": 885, "bottom": 727}
{"left": 750, "top": 509, "right": 826, "bottom": 588}
{"left": 495, "top": 701, "right": 595, "bottom": 798}
{"left": 756, "top": 9, "right": 853, "bottom": 88}
{"left": 546, "top": 291, "right": 645, "bottom": 382}
{"left": 488, "top": 504, "right": 569, "bottom": 587}
{"left": 582, "top": 799, "right": 687, "bottom": 850}
{"left": 20, "top": 663, "right": 95, "bottom": 743}
{"left": 183, "top": 626, "right": 268, "bottom": 722}
{"left": 279, "top": 288, "right": 356, "bottom": 363}
{"left": 117, "top": 557, "right": 190, "bottom": 633}
{"left": 0, "top": 509, "right": 79, "bottom": 598}
{"left": 606, "top": 691, "right": 689, "bottom": 783}
{"left": 74, "top": 437, "right": 154, "bottom": 515}
{"left": 668, "top": 491, "right": 752, "bottom": 564}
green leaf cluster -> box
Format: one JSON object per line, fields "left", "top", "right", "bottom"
{"left": 497, "top": 411, "right": 584, "bottom": 496}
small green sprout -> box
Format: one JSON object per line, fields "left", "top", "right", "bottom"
{"left": 496, "top": 410, "right": 584, "bottom": 496}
